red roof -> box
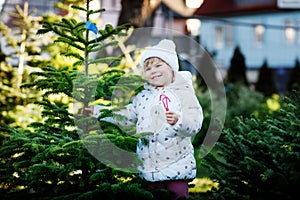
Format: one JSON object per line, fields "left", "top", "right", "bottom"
{"left": 195, "top": 0, "right": 279, "bottom": 16}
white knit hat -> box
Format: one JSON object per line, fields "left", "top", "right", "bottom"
{"left": 140, "top": 39, "right": 179, "bottom": 72}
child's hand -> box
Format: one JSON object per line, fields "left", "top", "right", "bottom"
{"left": 82, "top": 106, "right": 94, "bottom": 116}
{"left": 165, "top": 110, "right": 178, "bottom": 125}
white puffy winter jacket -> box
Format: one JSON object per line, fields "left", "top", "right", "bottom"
{"left": 94, "top": 71, "right": 203, "bottom": 182}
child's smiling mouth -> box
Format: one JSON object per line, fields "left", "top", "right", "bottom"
{"left": 151, "top": 74, "right": 162, "bottom": 80}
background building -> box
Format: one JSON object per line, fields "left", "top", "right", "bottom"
{"left": 195, "top": 0, "right": 300, "bottom": 70}
{"left": 193, "top": 0, "right": 300, "bottom": 88}
{"left": 1, "top": 0, "right": 299, "bottom": 87}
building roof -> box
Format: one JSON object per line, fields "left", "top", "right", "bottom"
{"left": 195, "top": 0, "right": 300, "bottom": 16}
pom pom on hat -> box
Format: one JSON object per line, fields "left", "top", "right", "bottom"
{"left": 141, "top": 39, "right": 179, "bottom": 72}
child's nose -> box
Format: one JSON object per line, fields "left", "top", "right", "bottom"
{"left": 150, "top": 67, "right": 157, "bottom": 73}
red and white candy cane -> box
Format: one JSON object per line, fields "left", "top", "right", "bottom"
{"left": 159, "top": 94, "right": 171, "bottom": 111}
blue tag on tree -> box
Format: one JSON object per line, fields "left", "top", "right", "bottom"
{"left": 85, "top": 21, "right": 98, "bottom": 42}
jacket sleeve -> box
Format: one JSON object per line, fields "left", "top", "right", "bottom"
{"left": 174, "top": 88, "right": 203, "bottom": 137}
{"left": 93, "top": 98, "right": 138, "bottom": 127}
{"left": 113, "top": 102, "right": 138, "bottom": 126}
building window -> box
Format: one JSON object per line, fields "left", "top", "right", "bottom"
{"left": 215, "top": 26, "right": 224, "bottom": 49}
{"left": 225, "top": 24, "right": 233, "bottom": 46}
{"left": 186, "top": 18, "right": 201, "bottom": 36}
{"left": 285, "top": 19, "right": 295, "bottom": 44}
{"left": 254, "top": 24, "right": 265, "bottom": 46}
{"left": 298, "top": 19, "right": 300, "bottom": 45}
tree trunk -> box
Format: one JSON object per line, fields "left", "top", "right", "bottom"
{"left": 117, "top": 0, "right": 160, "bottom": 27}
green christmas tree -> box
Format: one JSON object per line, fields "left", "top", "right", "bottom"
{"left": 224, "top": 84, "right": 265, "bottom": 127}
{"left": 0, "top": 0, "right": 163, "bottom": 199}
{"left": 0, "top": 6, "right": 43, "bottom": 128}
{"left": 287, "top": 58, "right": 300, "bottom": 93}
{"left": 226, "top": 46, "right": 249, "bottom": 86}
{"left": 200, "top": 91, "right": 300, "bottom": 200}
{"left": 255, "top": 60, "right": 277, "bottom": 97}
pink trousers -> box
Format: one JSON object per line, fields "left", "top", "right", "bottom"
{"left": 147, "top": 180, "right": 189, "bottom": 200}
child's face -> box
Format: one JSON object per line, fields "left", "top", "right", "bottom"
{"left": 144, "top": 57, "right": 174, "bottom": 88}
